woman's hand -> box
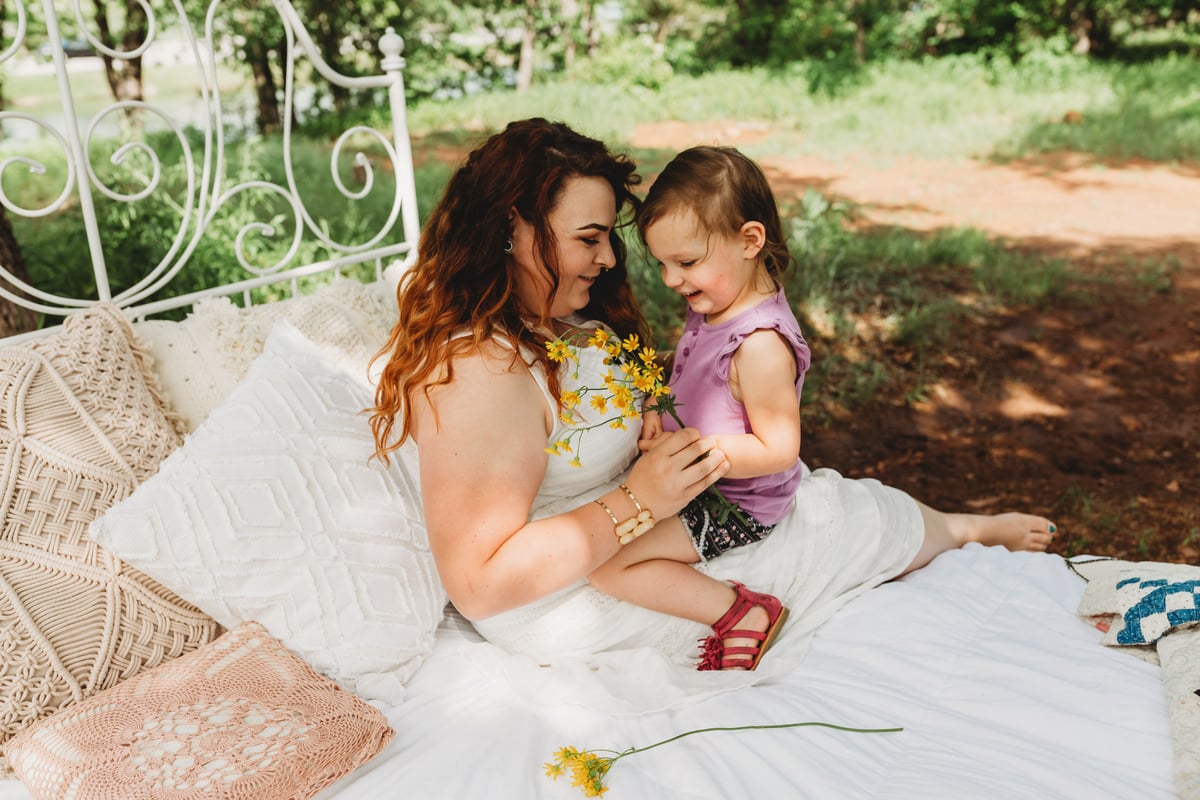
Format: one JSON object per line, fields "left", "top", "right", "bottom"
{"left": 623, "top": 427, "right": 729, "bottom": 521}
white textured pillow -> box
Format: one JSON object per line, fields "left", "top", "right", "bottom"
{"left": 90, "top": 320, "right": 444, "bottom": 705}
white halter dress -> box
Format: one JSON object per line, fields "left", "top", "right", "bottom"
{"left": 458, "top": 328, "right": 925, "bottom": 712}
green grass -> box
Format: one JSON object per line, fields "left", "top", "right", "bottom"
{"left": 3, "top": 61, "right": 245, "bottom": 122}
{"left": 408, "top": 53, "right": 1200, "bottom": 165}
{"left": 7, "top": 53, "right": 1190, "bottom": 336}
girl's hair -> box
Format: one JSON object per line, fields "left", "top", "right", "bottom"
{"left": 371, "top": 118, "right": 648, "bottom": 461}
{"left": 635, "top": 145, "right": 793, "bottom": 278}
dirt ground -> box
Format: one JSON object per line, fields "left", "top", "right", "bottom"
{"left": 632, "top": 122, "right": 1199, "bottom": 562}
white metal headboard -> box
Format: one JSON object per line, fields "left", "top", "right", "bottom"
{"left": 0, "top": 0, "right": 419, "bottom": 335}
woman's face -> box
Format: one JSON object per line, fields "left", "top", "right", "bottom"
{"left": 511, "top": 175, "right": 618, "bottom": 319}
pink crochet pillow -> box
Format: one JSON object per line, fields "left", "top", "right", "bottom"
{"left": 5, "top": 621, "right": 394, "bottom": 800}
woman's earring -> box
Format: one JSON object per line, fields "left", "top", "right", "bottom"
{"left": 503, "top": 239, "right": 514, "bottom": 254}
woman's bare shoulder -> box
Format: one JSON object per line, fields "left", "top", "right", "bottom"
{"left": 415, "top": 333, "right": 548, "bottom": 435}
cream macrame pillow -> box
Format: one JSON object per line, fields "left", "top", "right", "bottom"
{"left": 0, "top": 304, "right": 218, "bottom": 773}
{"left": 5, "top": 621, "right": 394, "bottom": 800}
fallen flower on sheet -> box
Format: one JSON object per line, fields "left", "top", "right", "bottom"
{"left": 544, "top": 721, "right": 904, "bottom": 797}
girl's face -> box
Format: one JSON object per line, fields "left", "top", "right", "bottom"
{"left": 642, "top": 208, "right": 767, "bottom": 325}
{"left": 511, "top": 175, "right": 618, "bottom": 320}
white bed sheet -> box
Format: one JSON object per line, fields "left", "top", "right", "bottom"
{"left": 0, "top": 544, "right": 1175, "bottom": 800}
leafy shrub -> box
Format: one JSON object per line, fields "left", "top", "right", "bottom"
{"left": 573, "top": 35, "right": 674, "bottom": 90}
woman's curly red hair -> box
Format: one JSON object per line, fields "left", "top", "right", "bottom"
{"left": 371, "top": 118, "right": 649, "bottom": 462}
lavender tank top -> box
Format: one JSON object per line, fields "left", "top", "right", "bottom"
{"left": 662, "top": 288, "right": 810, "bottom": 524}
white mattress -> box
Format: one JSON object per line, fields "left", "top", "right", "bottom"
{"left": 0, "top": 545, "right": 1175, "bottom": 799}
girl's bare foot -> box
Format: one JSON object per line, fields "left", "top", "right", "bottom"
{"left": 955, "top": 512, "right": 1057, "bottom": 552}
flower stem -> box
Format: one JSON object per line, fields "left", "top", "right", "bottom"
{"left": 660, "top": 406, "right": 751, "bottom": 526}
{"left": 626, "top": 721, "right": 903, "bottom": 758}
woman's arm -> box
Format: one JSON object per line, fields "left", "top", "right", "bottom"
{"left": 413, "top": 343, "right": 729, "bottom": 620}
{"left": 716, "top": 329, "right": 803, "bottom": 480}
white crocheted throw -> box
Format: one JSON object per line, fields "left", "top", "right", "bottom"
{"left": 1074, "top": 558, "right": 1200, "bottom": 800}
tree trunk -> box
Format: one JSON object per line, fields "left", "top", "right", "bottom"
{"left": 655, "top": 16, "right": 671, "bottom": 46}
{"left": 1069, "top": 0, "right": 1115, "bottom": 57}
{"left": 585, "top": 0, "right": 599, "bottom": 55}
{"left": 93, "top": 0, "right": 147, "bottom": 128}
{"left": 1069, "top": 0, "right": 1094, "bottom": 56}
{"left": 0, "top": 207, "right": 38, "bottom": 336}
{"left": 246, "top": 35, "right": 282, "bottom": 134}
{"left": 0, "top": 0, "right": 7, "bottom": 113}
{"left": 515, "top": 0, "right": 538, "bottom": 92}
{"left": 849, "top": 0, "right": 867, "bottom": 64}
{"left": 561, "top": 0, "right": 578, "bottom": 80}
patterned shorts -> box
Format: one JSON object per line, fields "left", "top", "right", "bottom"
{"left": 680, "top": 490, "right": 776, "bottom": 562}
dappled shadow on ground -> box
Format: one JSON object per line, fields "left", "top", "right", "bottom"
{"left": 800, "top": 259, "right": 1198, "bottom": 562}
{"left": 992, "top": 150, "right": 1200, "bottom": 183}
{"left": 754, "top": 147, "right": 1200, "bottom": 562}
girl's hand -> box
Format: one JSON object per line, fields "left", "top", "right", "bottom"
{"left": 624, "top": 427, "right": 729, "bottom": 520}
{"left": 638, "top": 408, "right": 664, "bottom": 449}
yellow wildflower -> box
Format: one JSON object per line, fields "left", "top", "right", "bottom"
{"left": 544, "top": 328, "right": 671, "bottom": 477}
{"left": 611, "top": 385, "right": 634, "bottom": 408}
{"left": 633, "top": 372, "right": 658, "bottom": 393}
{"left": 546, "top": 339, "right": 573, "bottom": 363}
{"left": 547, "top": 721, "right": 903, "bottom": 797}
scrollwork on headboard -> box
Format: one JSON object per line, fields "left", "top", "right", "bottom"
{"left": 0, "top": 0, "right": 419, "bottom": 332}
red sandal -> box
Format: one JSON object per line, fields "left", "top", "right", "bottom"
{"left": 696, "top": 581, "right": 789, "bottom": 671}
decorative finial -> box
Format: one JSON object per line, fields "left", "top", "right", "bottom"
{"left": 379, "top": 27, "right": 406, "bottom": 70}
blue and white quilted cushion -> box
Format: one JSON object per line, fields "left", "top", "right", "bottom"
{"left": 1107, "top": 571, "right": 1200, "bottom": 646}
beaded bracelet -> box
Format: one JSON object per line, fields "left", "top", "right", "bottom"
{"left": 593, "top": 484, "right": 656, "bottom": 545}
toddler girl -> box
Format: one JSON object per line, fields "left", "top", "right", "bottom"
{"left": 588, "top": 145, "right": 807, "bottom": 671}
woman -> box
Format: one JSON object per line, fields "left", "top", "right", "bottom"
{"left": 370, "top": 119, "right": 1055, "bottom": 704}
